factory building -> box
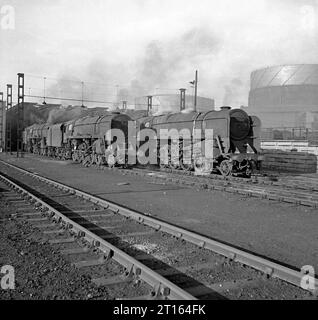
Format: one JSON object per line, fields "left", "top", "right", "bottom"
{"left": 248, "top": 64, "right": 318, "bottom": 130}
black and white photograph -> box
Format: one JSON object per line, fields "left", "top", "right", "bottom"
{"left": 0, "top": 0, "right": 317, "bottom": 309}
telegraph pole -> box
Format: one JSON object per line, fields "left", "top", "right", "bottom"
{"left": 17, "top": 73, "right": 25, "bottom": 158}
{"left": 189, "top": 70, "right": 198, "bottom": 111}
{"left": 147, "top": 96, "right": 153, "bottom": 116}
{"left": 81, "top": 81, "right": 84, "bottom": 107}
{"left": 42, "top": 77, "right": 47, "bottom": 105}
{"left": 6, "top": 84, "right": 12, "bottom": 154}
{"left": 194, "top": 70, "right": 198, "bottom": 112}
{"left": 0, "top": 92, "right": 4, "bottom": 152}
{"left": 179, "top": 89, "right": 186, "bottom": 111}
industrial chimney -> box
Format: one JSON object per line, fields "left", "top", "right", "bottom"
{"left": 179, "top": 89, "right": 186, "bottom": 111}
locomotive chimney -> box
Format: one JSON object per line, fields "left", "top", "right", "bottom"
{"left": 147, "top": 96, "right": 152, "bottom": 116}
{"left": 179, "top": 88, "right": 186, "bottom": 112}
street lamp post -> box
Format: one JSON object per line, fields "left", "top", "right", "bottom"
{"left": 190, "top": 70, "right": 198, "bottom": 111}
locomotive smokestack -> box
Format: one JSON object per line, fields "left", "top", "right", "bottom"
{"left": 179, "top": 88, "right": 186, "bottom": 112}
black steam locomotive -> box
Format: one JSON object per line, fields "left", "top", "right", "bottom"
{"left": 23, "top": 107, "right": 263, "bottom": 177}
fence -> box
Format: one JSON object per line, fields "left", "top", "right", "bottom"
{"left": 261, "top": 127, "right": 318, "bottom": 145}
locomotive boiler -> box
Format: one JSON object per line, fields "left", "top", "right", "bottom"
{"left": 69, "top": 112, "right": 131, "bottom": 166}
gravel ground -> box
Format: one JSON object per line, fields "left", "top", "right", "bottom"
{"left": 0, "top": 189, "right": 134, "bottom": 300}
{"left": 0, "top": 154, "right": 317, "bottom": 272}
{"left": 0, "top": 164, "right": 316, "bottom": 301}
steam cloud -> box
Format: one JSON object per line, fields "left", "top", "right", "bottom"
{"left": 46, "top": 106, "right": 86, "bottom": 124}
{"left": 47, "top": 25, "right": 219, "bottom": 113}
{"left": 48, "top": 0, "right": 318, "bottom": 111}
{"left": 5, "top": 0, "right": 317, "bottom": 113}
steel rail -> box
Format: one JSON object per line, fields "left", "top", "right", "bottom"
{"left": 1, "top": 159, "right": 317, "bottom": 294}
{"left": 97, "top": 162, "right": 318, "bottom": 206}
{"left": 157, "top": 168, "right": 318, "bottom": 200}
{"left": 121, "top": 166, "right": 318, "bottom": 207}
{"left": 135, "top": 165, "right": 318, "bottom": 193}
{"left": 0, "top": 172, "right": 196, "bottom": 300}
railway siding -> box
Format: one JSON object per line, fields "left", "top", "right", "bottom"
{"left": 1, "top": 154, "right": 318, "bottom": 272}
{"left": 0, "top": 162, "right": 316, "bottom": 300}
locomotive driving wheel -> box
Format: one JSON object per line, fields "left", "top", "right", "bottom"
{"left": 96, "top": 155, "right": 104, "bottom": 166}
{"left": 82, "top": 154, "right": 92, "bottom": 167}
{"left": 107, "top": 154, "right": 116, "bottom": 168}
{"left": 160, "top": 162, "right": 168, "bottom": 169}
{"left": 79, "top": 152, "right": 85, "bottom": 163}
{"left": 219, "top": 159, "right": 233, "bottom": 177}
{"left": 91, "top": 153, "right": 97, "bottom": 165}
{"left": 169, "top": 161, "right": 180, "bottom": 170}
{"left": 72, "top": 152, "right": 78, "bottom": 162}
{"left": 180, "top": 160, "right": 193, "bottom": 171}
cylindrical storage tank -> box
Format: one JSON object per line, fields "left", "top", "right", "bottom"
{"left": 248, "top": 64, "right": 318, "bottom": 128}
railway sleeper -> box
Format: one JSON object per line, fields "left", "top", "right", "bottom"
{"left": 73, "top": 257, "right": 108, "bottom": 268}
{"left": 92, "top": 265, "right": 140, "bottom": 287}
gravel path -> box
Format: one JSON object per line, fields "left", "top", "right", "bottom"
{"left": 0, "top": 190, "right": 111, "bottom": 300}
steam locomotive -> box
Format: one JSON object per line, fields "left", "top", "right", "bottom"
{"left": 23, "top": 107, "right": 263, "bottom": 177}
{"left": 23, "top": 112, "right": 131, "bottom": 167}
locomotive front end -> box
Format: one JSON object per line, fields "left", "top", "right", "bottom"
{"left": 202, "top": 107, "right": 263, "bottom": 176}
{"left": 228, "top": 108, "right": 263, "bottom": 176}
{"left": 229, "top": 109, "right": 251, "bottom": 142}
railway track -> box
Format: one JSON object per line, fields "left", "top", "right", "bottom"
{"left": 0, "top": 159, "right": 316, "bottom": 300}
{"left": 0, "top": 173, "right": 194, "bottom": 300}
{"left": 7, "top": 154, "right": 318, "bottom": 208}
{"left": 99, "top": 165, "right": 318, "bottom": 208}
{"left": 159, "top": 167, "right": 318, "bottom": 192}
{"left": 28, "top": 153, "right": 318, "bottom": 207}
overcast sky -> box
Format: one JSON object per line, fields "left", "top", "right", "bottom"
{"left": 0, "top": 0, "right": 317, "bottom": 107}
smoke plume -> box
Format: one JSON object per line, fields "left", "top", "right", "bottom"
{"left": 46, "top": 106, "right": 86, "bottom": 124}
{"left": 7, "top": 0, "right": 317, "bottom": 113}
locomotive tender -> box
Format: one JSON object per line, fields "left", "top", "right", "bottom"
{"left": 23, "top": 107, "right": 263, "bottom": 177}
